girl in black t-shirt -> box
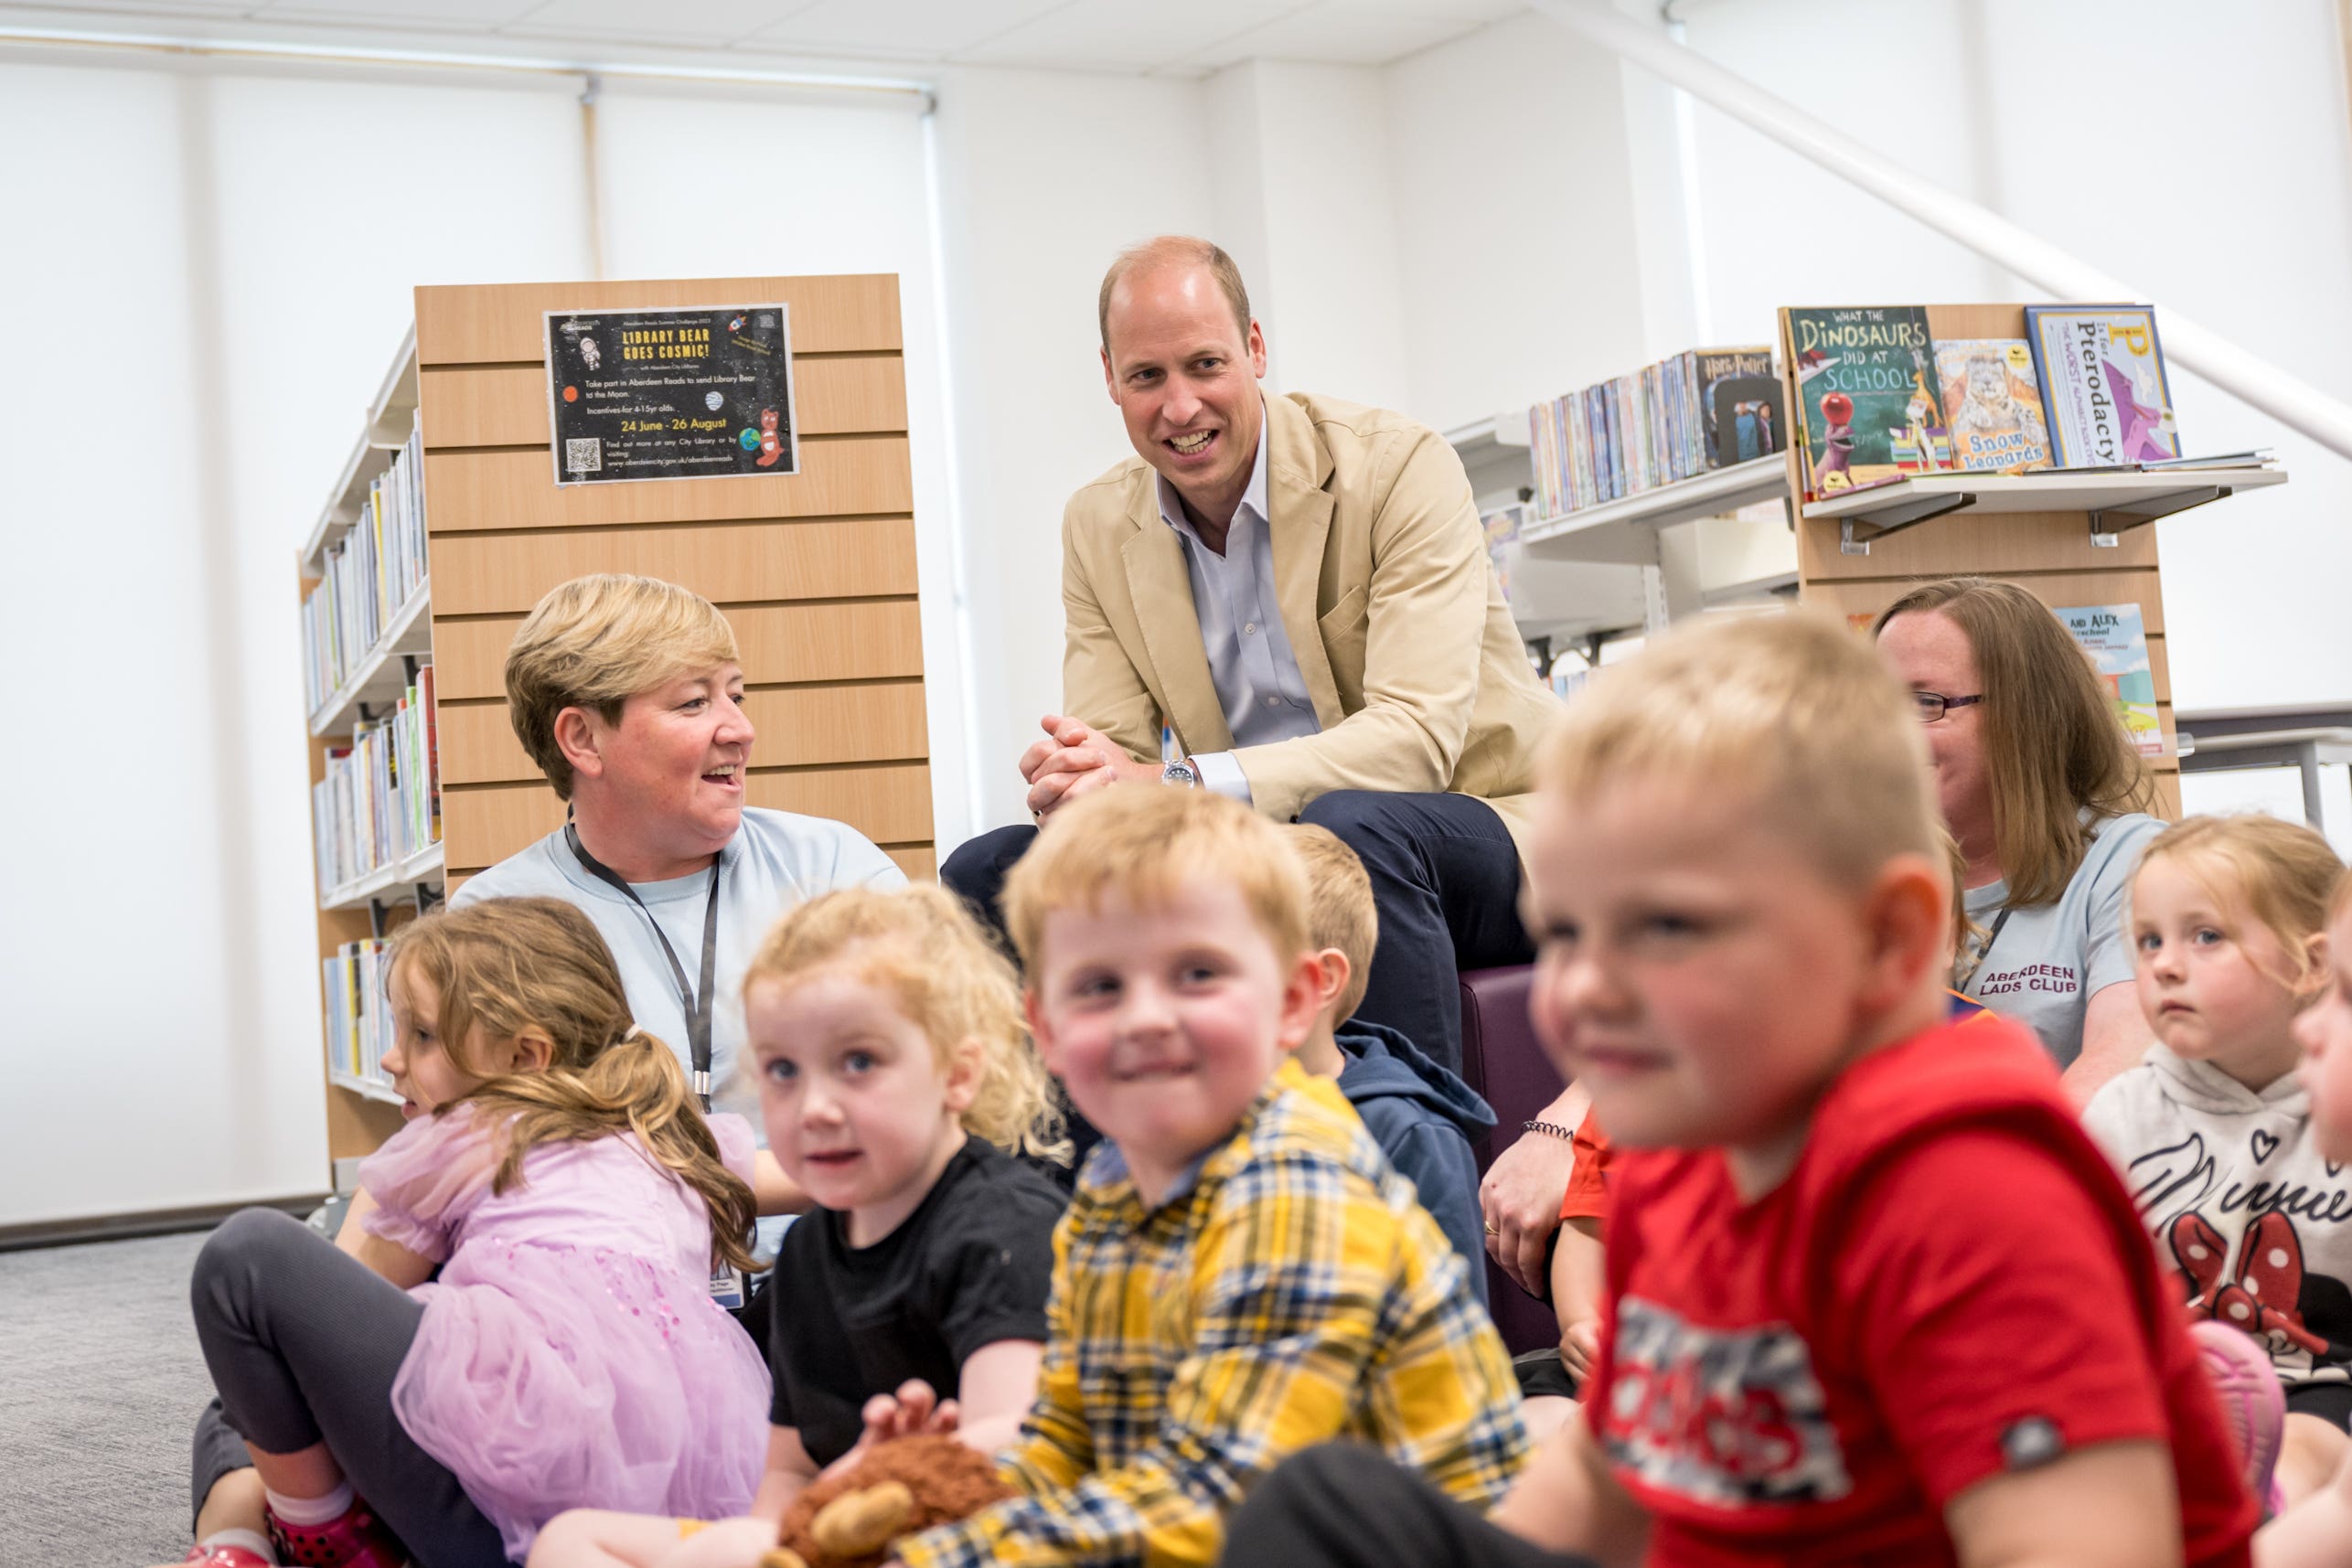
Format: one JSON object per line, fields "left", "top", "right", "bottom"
{"left": 529, "top": 886, "right": 1069, "bottom": 1568}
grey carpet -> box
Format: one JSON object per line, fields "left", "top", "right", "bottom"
{"left": 0, "top": 1231, "right": 216, "bottom": 1565}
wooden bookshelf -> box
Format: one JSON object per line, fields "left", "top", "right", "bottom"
{"left": 303, "top": 273, "right": 935, "bottom": 1179}
{"left": 1782, "top": 301, "right": 2290, "bottom": 820}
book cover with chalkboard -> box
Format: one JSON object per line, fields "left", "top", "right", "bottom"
{"left": 545, "top": 304, "right": 798, "bottom": 485}
{"left": 1781, "top": 305, "right": 1948, "bottom": 500}
{"left": 2057, "top": 603, "right": 2163, "bottom": 758}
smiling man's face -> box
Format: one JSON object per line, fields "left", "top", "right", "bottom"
{"left": 1101, "top": 261, "right": 1267, "bottom": 523}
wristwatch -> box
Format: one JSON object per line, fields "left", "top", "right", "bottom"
{"left": 1161, "top": 756, "right": 1202, "bottom": 788}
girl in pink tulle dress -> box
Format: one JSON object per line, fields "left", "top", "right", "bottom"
{"left": 185, "top": 897, "right": 772, "bottom": 1568}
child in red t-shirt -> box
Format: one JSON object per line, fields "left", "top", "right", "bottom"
{"left": 1541, "top": 834, "right": 2010, "bottom": 1418}
{"left": 1221, "top": 611, "right": 2253, "bottom": 1568}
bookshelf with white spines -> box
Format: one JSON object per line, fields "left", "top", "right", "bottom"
{"left": 302, "top": 327, "right": 441, "bottom": 1125}
{"left": 1452, "top": 303, "right": 2290, "bottom": 816}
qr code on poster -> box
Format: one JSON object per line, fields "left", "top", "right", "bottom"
{"left": 565, "top": 438, "right": 602, "bottom": 474}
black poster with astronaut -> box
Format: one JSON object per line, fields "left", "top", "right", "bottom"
{"left": 544, "top": 304, "right": 798, "bottom": 485}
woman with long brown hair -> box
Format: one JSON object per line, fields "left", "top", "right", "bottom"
{"left": 178, "top": 899, "right": 768, "bottom": 1568}
{"left": 1875, "top": 577, "right": 2165, "bottom": 1100}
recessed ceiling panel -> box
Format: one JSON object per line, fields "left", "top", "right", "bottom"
{"left": 748, "top": 0, "right": 1069, "bottom": 58}
{"left": 959, "top": 0, "right": 1308, "bottom": 69}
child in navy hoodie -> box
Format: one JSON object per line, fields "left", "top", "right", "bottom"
{"left": 1288, "top": 826, "right": 1496, "bottom": 1300}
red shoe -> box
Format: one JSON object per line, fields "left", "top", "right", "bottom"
{"left": 182, "top": 1547, "right": 273, "bottom": 1568}
{"left": 2191, "top": 1318, "right": 2286, "bottom": 1518}
{"left": 264, "top": 1499, "right": 411, "bottom": 1568}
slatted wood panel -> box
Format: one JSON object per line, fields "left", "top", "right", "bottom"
{"left": 427, "top": 518, "right": 918, "bottom": 616}
{"left": 1788, "top": 302, "right": 2185, "bottom": 803}
{"left": 435, "top": 682, "right": 930, "bottom": 785}
{"left": 443, "top": 763, "right": 937, "bottom": 871}
{"left": 414, "top": 273, "right": 935, "bottom": 879}
{"left": 432, "top": 599, "right": 925, "bottom": 702}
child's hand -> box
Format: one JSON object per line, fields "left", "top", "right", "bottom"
{"left": 652, "top": 1516, "right": 781, "bottom": 1568}
{"left": 1559, "top": 1318, "right": 1601, "bottom": 1382}
{"left": 818, "top": 1380, "right": 961, "bottom": 1482}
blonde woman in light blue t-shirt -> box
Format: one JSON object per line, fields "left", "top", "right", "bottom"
{"left": 1875, "top": 576, "right": 2165, "bottom": 1101}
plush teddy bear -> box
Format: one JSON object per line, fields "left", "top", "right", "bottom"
{"left": 758, "top": 1435, "right": 1015, "bottom": 1568}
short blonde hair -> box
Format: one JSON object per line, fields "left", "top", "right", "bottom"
{"left": 504, "top": 574, "right": 739, "bottom": 799}
{"left": 1872, "top": 577, "right": 2158, "bottom": 906}
{"left": 1098, "top": 236, "right": 1252, "bottom": 356}
{"left": 1003, "top": 787, "right": 1310, "bottom": 980}
{"left": 743, "top": 885, "right": 1069, "bottom": 1166}
{"left": 2135, "top": 815, "right": 2343, "bottom": 996}
{"left": 1287, "top": 825, "right": 1376, "bottom": 1021}
{"left": 1544, "top": 610, "right": 1942, "bottom": 891}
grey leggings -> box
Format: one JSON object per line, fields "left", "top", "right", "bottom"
{"left": 189, "top": 1207, "right": 510, "bottom": 1566}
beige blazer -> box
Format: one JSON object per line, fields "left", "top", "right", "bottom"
{"left": 1059, "top": 390, "right": 1563, "bottom": 860}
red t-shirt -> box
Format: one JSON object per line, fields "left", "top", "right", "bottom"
{"left": 1585, "top": 1017, "right": 2254, "bottom": 1567}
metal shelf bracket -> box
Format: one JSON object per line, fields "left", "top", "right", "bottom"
{"left": 1838, "top": 491, "right": 1975, "bottom": 555}
{"left": 2088, "top": 485, "right": 2233, "bottom": 548}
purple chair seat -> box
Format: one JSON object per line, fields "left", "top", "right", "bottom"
{"left": 1457, "top": 965, "right": 1568, "bottom": 1357}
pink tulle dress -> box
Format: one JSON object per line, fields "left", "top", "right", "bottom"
{"left": 358, "top": 1104, "right": 769, "bottom": 1561}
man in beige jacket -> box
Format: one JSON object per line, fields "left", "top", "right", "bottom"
{"left": 943, "top": 236, "right": 1560, "bottom": 1077}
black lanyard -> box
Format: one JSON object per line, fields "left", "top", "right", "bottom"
{"left": 565, "top": 825, "right": 722, "bottom": 1111}
{"left": 1975, "top": 905, "right": 2015, "bottom": 972}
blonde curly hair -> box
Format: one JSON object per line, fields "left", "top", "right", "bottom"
{"left": 743, "top": 885, "right": 1069, "bottom": 1166}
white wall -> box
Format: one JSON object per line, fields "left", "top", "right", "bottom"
{"left": 1210, "top": 59, "right": 1414, "bottom": 414}
{"left": 0, "top": 58, "right": 592, "bottom": 1227}
{"left": 1676, "top": 0, "right": 2352, "bottom": 713}
{"left": 1382, "top": 9, "right": 1657, "bottom": 431}
{"left": 926, "top": 65, "right": 1218, "bottom": 831}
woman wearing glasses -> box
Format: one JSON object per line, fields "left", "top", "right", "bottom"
{"left": 1875, "top": 577, "right": 2164, "bottom": 1103}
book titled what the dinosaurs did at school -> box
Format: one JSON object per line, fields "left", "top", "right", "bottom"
{"left": 1781, "top": 306, "right": 1955, "bottom": 502}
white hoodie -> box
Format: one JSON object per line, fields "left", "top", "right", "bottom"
{"left": 2084, "top": 1043, "right": 2352, "bottom": 1387}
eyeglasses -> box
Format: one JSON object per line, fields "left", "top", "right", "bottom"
{"left": 1912, "top": 690, "right": 1984, "bottom": 723}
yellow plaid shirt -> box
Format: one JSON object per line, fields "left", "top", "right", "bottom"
{"left": 899, "top": 1059, "right": 1527, "bottom": 1568}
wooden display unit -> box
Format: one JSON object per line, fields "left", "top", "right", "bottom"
{"left": 303, "top": 273, "right": 935, "bottom": 1178}
{"left": 1784, "top": 302, "right": 2286, "bottom": 820}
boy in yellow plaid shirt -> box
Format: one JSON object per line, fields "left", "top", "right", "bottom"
{"left": 896, "top": 785, "right": 1526, "bottom": 1568}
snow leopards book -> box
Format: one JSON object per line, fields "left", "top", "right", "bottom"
{"left": 1935, "top": 338, "right": 2053, "bottom": 472}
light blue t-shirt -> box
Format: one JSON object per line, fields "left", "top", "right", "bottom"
{"left": 1962, "top": 810, "right": 2164, "bottom": 1070}
{"left": 450, "top": 806, "right": 907, "bottom": 1110}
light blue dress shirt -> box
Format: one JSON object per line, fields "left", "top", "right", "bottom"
{"left": 1154, "top": 408, "right": 1321, "bottom": 802}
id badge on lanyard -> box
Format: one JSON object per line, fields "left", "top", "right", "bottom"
{"left": 708, "top": 1261, "right": 748, "bottom": 1310}
{"left": 565, "top": 826, "right": 749, "bottom": 1304}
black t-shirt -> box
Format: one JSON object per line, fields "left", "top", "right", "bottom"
{"left": 766, "top": 1134, "right": 1065, "bottom": 1464}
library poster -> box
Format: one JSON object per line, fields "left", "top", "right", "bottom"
{"left": 544, "top": 304, "right": 798, "bottom": 485}
{"left": 2056, "top": 603, "right": 2164, "bottom": 758}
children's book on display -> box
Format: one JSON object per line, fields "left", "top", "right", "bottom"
{"left": 2026, "top": 305, "right": 2180, "bottom": 468}
{"left": 1782, "top": 306, "right": 1951, "bottom": 502}
{"left": 2057, "top": 603, "right": 2164, "bottom": 758}
{"left": 1935, "top": 338, "right": 2053, "bottom": 472}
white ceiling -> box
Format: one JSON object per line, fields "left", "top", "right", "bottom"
{"left": 0, "top": 0, "right": 1534, "bottom": 75}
